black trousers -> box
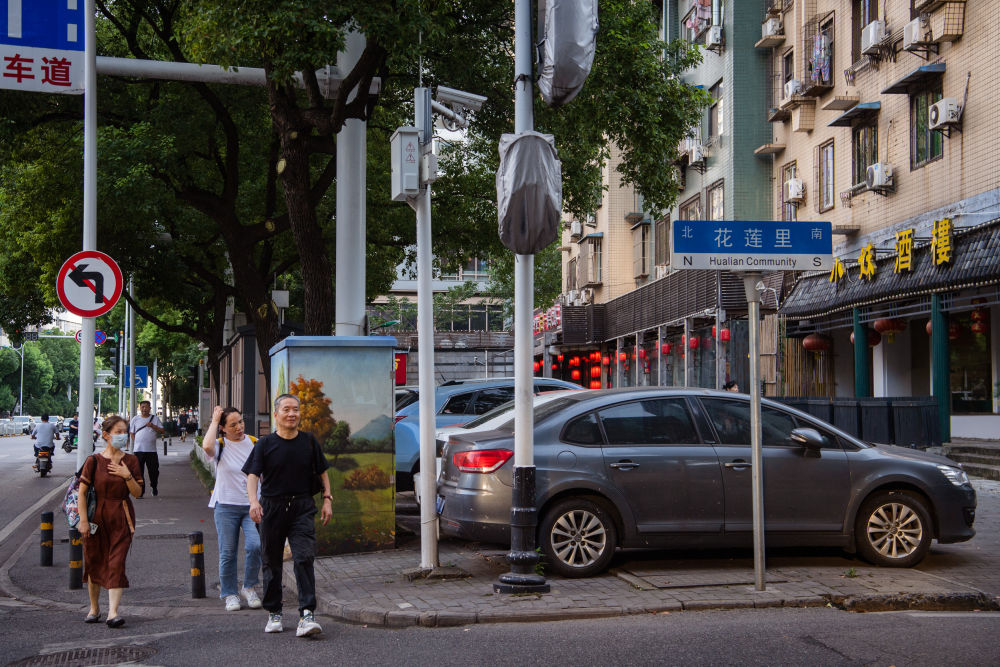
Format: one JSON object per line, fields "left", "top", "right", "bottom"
{"left": 257, "top": 496, "right": 317, "bottom": 615}
{"left": 135, "top": 451, "right": 159, "bottom": 494}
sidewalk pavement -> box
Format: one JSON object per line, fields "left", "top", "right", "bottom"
{"left": 3, "top": 443, "right": 999, "bottom": 627}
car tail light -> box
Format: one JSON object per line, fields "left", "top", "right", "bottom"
{"left": 452, "top": 449, "right": 513, "bottom": 473}
{"left": 392, "top": 415, "right": 406, "bottom": 429}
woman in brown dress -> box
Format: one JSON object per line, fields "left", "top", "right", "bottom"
{"left": 78, "top": 415, "right": 143, "bottom": 628}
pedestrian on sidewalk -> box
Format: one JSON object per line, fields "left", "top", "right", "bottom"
{"left": 203, "top": 405, "right": 262, "bottom": 613}
{"left": 178, "top": 410, "right": 189, "bottom": 442}
{"left": 244, "top": 393, "right": 332, "bottom": 637}
{"left": 129, "top": 401, "right": 164, "bottom": 497}
{"left": 78, "top": 416, "right": 143, "bottom": 628}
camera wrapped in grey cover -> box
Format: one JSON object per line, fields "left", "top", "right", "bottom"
{"left": 537, "top": 0, "right": 599, "bottom": 108}
{"left": 496, "top": 132, "right": 563, "bottom": 255}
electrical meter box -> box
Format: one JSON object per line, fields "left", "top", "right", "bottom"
{"left": 390, "top": 127, "right": 421, "bottom": 201}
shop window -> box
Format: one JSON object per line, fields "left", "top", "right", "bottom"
{"left": 912, "top": 87, "right": 944, "bottom": 169}
{"left": 818, "top": 140, "right": 835, "bottom": 212}
{"left": 950, "top": 311, "right": 994, "bottom": 414}
{"left": 707, "top": 180, "right": 724, "bottom": 221}
{"left": 852, "top": 123, "right": 877, "bottom": 186}
{"left": 679, "top": 195, "right": 702, "bottom": 220}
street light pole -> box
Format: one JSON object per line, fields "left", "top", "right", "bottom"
{"left": 2, "top": 345, "right": 24, "bottom": 415}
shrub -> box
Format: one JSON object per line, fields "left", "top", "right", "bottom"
{"left": 343, "top": 464, "right": 391, "bottom": 491}
{"left": 330, "top": 456, "right": 359, "bottom": 472}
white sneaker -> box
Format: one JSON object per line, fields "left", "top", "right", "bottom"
{"left": 224, "top": 595, "right": 241, "bottom": 612}
{"left": 241, "top": 588, "right": 262, "bottom": 609}
{"left": 296, "top": 610, "right": 322, "bottom": 637}
{"left": 265, "top": 612, "right": 283, "bottom": 633}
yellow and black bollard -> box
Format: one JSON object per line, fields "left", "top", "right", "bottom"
{"left": 40, "top": 512, "right": 53, "bottom": 566}
{"left": 189, "top": 531, "right": 206, "bottom": 598}
{"left": 69, "top": 527, "right": 83, "bottom": 589}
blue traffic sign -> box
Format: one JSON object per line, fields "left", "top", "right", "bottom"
{"left": 0, "top": 0, "right": 85, "bottom": 50}
{"left": 94, "top": 330, "right": 107, "bottom": 346}
{"left": 124, "top": 365, "right": 148, "bottom": 389}
{"left": 671, "top": 220, "right": 833, "bottom": 271}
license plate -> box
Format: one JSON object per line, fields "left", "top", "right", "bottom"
{"left": 435, "top": 495, "right": 446, "bottom": 515}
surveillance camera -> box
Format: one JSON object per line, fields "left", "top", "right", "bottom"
{"left": 436, "top": 85, "right": 487, "bottom": 113}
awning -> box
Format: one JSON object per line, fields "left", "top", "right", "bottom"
{"left": 828, "top": 101, "right": 881, "bottom": 127}
{"left": 881, "top": 63, "right": 946, "bottom": 95}
{"left": 580, "top": 232, "right": 604, "bottom": 241}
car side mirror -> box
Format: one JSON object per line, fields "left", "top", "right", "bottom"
{"left": 790, "top": 427, "right": 827, "bottom": 452}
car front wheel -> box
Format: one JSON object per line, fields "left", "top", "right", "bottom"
{"left": 855, "top": 491, "right": 932, "bottom": 567}
{"left": 539, "top": 497, "right": 617, "bottom": 578}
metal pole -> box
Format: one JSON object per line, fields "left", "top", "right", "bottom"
{"left": 743, "top": 273, "right": 766, "bottom": 591}
{"left": 128, "top": 277, "right": 137, "bottom": 418}
{"left": 414, "top": 87, "right": 438, "bottom": 570}
{"left": 495, "top": 0, "right": 548, "bottom": 594}
{"left": 335, "top": 31, "right": 368, "bottom": 337}
{"left": 18, "top": 345, "right": 23, "bottom": 415}
{"left": 75, "top": 0, "right": 98, "bottom": 470}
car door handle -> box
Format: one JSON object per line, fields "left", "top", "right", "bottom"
{"left": 609, "top": 461, "right": 640, "bottom": 470}
{"left": 724, "top": 461, "right": 752, "bottom": 469}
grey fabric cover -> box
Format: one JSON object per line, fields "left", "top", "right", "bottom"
{"left": 538, "top": 0, "right": 599, "bottom": 107}
{"left": 496, "top": 132, "right": 563, "bottom": 255}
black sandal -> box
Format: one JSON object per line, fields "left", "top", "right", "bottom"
{"left": 84, "top": 613, "right": 101, "bottom": 623}
{"left": 106, "top": 617, "right": 125, "bottom": 628}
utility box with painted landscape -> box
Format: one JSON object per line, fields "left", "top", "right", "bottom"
{"left": 269, "top": 336, "right": 397, "bottom": 555}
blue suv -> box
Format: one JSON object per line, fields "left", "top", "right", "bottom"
{"left": 393, "top": 377, "right": 579, "bottom": 489}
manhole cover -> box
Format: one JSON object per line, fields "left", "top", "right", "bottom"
{"left": 7, "top": 646, "right": 157, "bottom": 666}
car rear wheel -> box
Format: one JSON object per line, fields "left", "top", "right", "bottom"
{"left": 855, "top": 491, "right": 932, "bottom": 567}
{"left": 539, "top": 497, "right": 617, "bottom": 578}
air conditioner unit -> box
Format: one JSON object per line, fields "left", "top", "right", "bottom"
{"left": 566, "top": 290, "right": 579, "bottom": 304}
{"left": 763, "top": 18, "right": 782, "bottom": 39}
{"left": 570, "top": 221, "right": 583, "bottom": 237}
{"left": 865, "top": 162, "right": 894, "bottom": 190}
{"left": 783, "top": 79, "right": 803, "bottom": 100}
{"left": 783, "top": 178, "right": 804, "bottom": 204}
{"left": 706, "top": 25, "right": 724, "bottom": 50}
{"left": 689, "top": 144, "right": 706, "bottom": 165}
{"left": 903, "top": 17, "right": 927, "bottom": 51}
{"left": 929, "top": 97, "right": 961, "bottom": 131}
{"left": 861, "top": 20, "right": 885, "bottom": 56}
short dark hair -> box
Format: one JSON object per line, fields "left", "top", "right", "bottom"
{"left": 101, "top": 415, "right": 127, "bottom": 433}
{"left": 41, "top": 414, "right": 49, "bottom": 421}
{"left": 139, "top": 400, "right": 151, "bottom": 407}
{"left": 220, "top": 407, "right": 242, "bottom": 427}
{"left": 723, "top": 380, "right": 737, "bottom": 390}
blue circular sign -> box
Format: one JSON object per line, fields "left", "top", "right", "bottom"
{"left": 94, "top": 330, "right": 107, "bottom": 346}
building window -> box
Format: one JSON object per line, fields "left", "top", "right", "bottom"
{"left": 781, "top": 161, "right": 797, "bottom": 222}
{"left": 708, "top": 81, "right": 723, "bottom": 139}
{"left": 632, "top": 224, "right": 650, "bottom": 280}
{"left": 912, "top": 87, "right": 944, "bottom": 169}
{"left": 852, "top": 123, "right": 878, "bottom": 186}
{"left": 818, "top": 140, "right": 835, "bottom": 212}
{"left": 682, "top": 2, "right": 712, "bottom": 43}
{"left": 783, "top": 49, "right": 795, "bottom": 87}
{"left": 808, "top": 17, "right": 834, "bottom": 88}
{"left": 679, "top": 195, "right": 702, "bottom": 220}
{"left": 567, "top": 257, "right": 577, "bottom": 292}
{"left": 591, "top": 237, "right": 602, "bottom": 284}
{"left": 707, "top": 180, "right": 724, "bottom": 220}
{"left": 852, "top": 0, "right": 877, "bottom": 62}
{"left": 654, "top": 218, "right": 670, "bottom": 266}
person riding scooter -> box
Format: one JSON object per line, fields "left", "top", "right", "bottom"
{"left": 31, "top": 414, "right": 60, "bottom": 470}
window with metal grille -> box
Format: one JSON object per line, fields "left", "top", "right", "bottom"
{"left": 679, "top": 195, "right": 702, "bottom": 220}
{"left": 852, "top": 123, "right": 877, "bottom": 185}
{"left": 633, "top": 223, "right": 650, "bottom": 280}
{"left": 567, "top": 257, "right": 578, "bottom": 291}
{"left": 707, "top": 180, "right": 724, "bottom": 220}
{"left": 852, "top": 0, "right": 877, "bottom": 62}
{"left": 655, "top": 218, "right": 670, "bottom": 266}
{"left": 912, "top": 87, "right": 943, "bottom": 169}
{"left": 818, "top": 140, "right": 835, "bottom": 212}
{"left": 781, "top": 161, "right": 797, "bottom": 222}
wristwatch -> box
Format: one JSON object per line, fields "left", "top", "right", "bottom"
{"left": 322, "top": 494, "right": 333, "bottom": 501}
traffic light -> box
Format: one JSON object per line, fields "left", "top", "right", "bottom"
{"left": 109, "top": 345, "right": 119, "bottom": 371}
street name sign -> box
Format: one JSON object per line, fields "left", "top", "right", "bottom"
{"left": 124, "top": 365, "right": 148, "bottom": 389}
{"left": 671, "top": 220, "right": 833, "bottom": 271}
{"left": 57, "top": 250, "right": 123, "bottom": 318}
{"left": 0, "top": 0, "right": 85, "bottom": 94}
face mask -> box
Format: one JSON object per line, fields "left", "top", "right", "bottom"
{"left": 110, "top": 433, "right": 128, "bottom": 449}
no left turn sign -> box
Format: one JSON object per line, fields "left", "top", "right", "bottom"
{"left": 57, "top": 251, "right": 123, "bottom": 318}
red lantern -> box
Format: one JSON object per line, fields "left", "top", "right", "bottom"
{"left": 712, "top": 325, "right": 717, "bottom": 338}
{"left": 926, "top": 319, "right": 933, "bottom": 336}
{"left": 570, "top": 356, "right": 580, "bottom": 367}
{"left": 590, "top": 366, "right": 601, "bottom": 378}
{"left": 689, "top": 336, "right": 700, "bottom": 350}
{"left": 570, "top": 369, "right": 581, "bottom": 380}
{"left": 589, "top": 380, "right": 602, "bottom": 389}
{"left": 948, "top": 322, "right": 961, "bottom": 341}
{"left": 592, "top": 351, "right": 601, "bottom": 361}
{"left": 971, "top": 320, "right": 989, "bottom": 335}
{"left": 638, "top": 348, "right": 647, "bottom": 360}
{"left": 850, "top": 329, "right": 882, "bottom": 347}
{"left": 873, "top": 318, "right": 907, "bottom": 343}
{"left": 533, "top": 361, "right": 540, "bottom": 373}
{"left": 551, "top": 363, "right": 558, "bottom": 371}
{"left": 802, "top": 333, "right": 832, "bottom": 353}
{"left": 661, "top": 343, "right": 673, "bottom": 355}
{"left": 971, "top": 308, "right": 987, "bottom": 322}
{"left": 602, "top": 356, "right": 610, "bottom": 365}
{"left": 618, "top": 351, "right": 627, "bottom": 362}
{"left": 719, "top": 328, "right": 731, "bottom": 342}
{"left": 557, "top": 354, "right": 564, "bottom": 362}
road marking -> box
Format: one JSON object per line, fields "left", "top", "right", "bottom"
{"left": 0, "top": 474, "right": 73, "bottom": 545}
{"left": 40, "top": 630, "right": 190, "bottom": 654}
{"left": 901, "top": 611, "right": 1000, "bottom": 618}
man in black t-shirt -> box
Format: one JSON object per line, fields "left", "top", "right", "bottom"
{"left": 244, "top": 393, "right": 332, "bottom": 637}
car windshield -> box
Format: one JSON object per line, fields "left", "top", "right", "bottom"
{"left": 489, "top": 396, "right": 582, "bottom": 432}
{"left": 463, "top": 400, "right": 516, "bottom": 428}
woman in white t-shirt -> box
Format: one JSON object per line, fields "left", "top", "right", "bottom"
{"left": 202, "top": 406, "right": 262, "bottom": 612}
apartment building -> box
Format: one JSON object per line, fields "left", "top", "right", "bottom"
{"left": 546, "top": 0, "right": 778, "bottom": 392}
{"left": 764, "top": 0, "right": 998, "bottom": 438}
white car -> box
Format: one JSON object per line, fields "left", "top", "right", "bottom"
{"left": 413, "top": 390, "right": 578, "bottom": 504}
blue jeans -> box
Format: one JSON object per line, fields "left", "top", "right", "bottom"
{"left": 213, "top": 504, "right": 261, "bottom": 598}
